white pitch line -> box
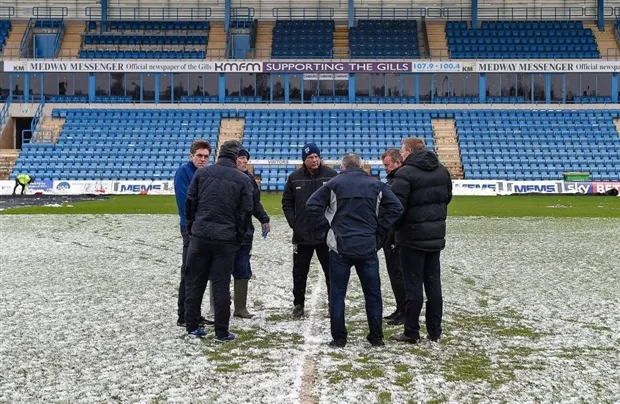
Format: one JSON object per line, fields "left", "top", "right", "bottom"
{"left": 291, "top": 267, "right": 325, "bottom": 404}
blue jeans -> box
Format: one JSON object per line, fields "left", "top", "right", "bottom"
{"left": 232, "top": 244, "right": 252, "bottom": 280}
{"left": 329, "top": 251, "right": 383, "bottom": 345}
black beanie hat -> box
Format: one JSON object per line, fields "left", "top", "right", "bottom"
{"left": 219, "top": 140, "right": 241, "bottom": 160}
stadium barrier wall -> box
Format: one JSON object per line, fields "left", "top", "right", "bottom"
{"left": 1, "top": 180, "right": 619, "bottom": 196}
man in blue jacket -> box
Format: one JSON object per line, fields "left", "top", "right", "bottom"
{"left": 233, "top": 146, "right": 270, "bottom": 318}
{"left": 306, "top": 153, "right": 403, "bottom": 347}
{"left": 184, "top": 140, "right": 254, "bottom": 340}
{"left": 174, "top": 139, "right": 213, "bottom": 328}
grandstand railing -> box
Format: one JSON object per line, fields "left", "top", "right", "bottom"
{"left": 272, "top": 8, "right": 335, "bottom": 19}
{"left": 0, "top": 6, "right": 15, "bottom": 19}
{"left": 33, "top": 7, "right": 69, "bottom": 19}
{"left": 231, "top": 7, "right": 255, "bottom": 21}
{"left": 53, "top": 21, "right": 66, "bottom": 58}
{"left": 5, "top": 47, "right": 620, "bottom": 61}
{"left": 85, "top": 7, "right": 211, "bottom": 21}
{"left": 0, "top": 96, "right": 12, "bottom": 130}
{"left": 426, "top": 8, "right": 472, "bottom": 19}
{"left": 344, "top": 6, "right": 616, "bottom": 21}
{"left": 354, "top": 8, "right": 426, "bottom": 19}
{"left": 19, "top": 19, "right": 35, "bottom": 59}
{"left": 30, "top": 102, "right": 44, "bottom": 133}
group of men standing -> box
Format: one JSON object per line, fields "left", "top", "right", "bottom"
{"left": 174, "top": 136, "right": 452, "bottom": 347}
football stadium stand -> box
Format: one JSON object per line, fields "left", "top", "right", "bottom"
{"left": 1, "top": 3, "right": 620, "bottom": 190}
{"left": 8, "top": 108, "right": 620, "bottom": 189}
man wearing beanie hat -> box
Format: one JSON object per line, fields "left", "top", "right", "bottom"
{"left": 184, "top": 140, "right": 254, "bottom": 341}
{"left": 282, "top": 142, "right": 337, "bottom": 317}
{"left": 231, "top": 146, "right": 270, "bottom": 318}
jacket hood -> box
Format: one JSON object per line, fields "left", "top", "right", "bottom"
{"left": 404, "top": 150, "right": 440, "bottom": 172}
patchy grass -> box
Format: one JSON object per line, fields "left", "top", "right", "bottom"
{"left": 3, "top": 194, "right": 619, "bottom": 217}
{"left": 463, "top": 277, "right": 476, "bottom": 286}
{"left": 449, "top": 311, "right": 541, "bottom": 340}
{"left": 378, "top": 392, "right": 392, "bottom": 403}
{"left": 442, "top": 351, "right": 491, "bottom": 382}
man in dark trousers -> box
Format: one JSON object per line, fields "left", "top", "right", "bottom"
{"left": 282, "top": 143, "right": 337, "bottom": 317}
{"left": 184, "top": 140, "right": 254, "bottom": 340}
{"left": 12, "top": 174, "right": 35, "bottom": 195}
{"left": 306, "top": 153, "right": 403, "bottom": 347}
{"left": 233, "top": 146, "right": 270, "bottom": 318}
{"left": 173, "top": 140, "right": 214, "bottom": 328}
{"left": 389, "top": 137, "right": 452, "bottom": 344}
{"left": 380, "top": 148, "right": 406, "bottom": 326}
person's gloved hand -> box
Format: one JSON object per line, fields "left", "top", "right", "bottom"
{"left": 262, "top": 222, "right": 271, "bottom": 239}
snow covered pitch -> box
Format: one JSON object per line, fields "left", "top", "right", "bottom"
{"left": 1, "top": 215, "right": 619, "bottom": 402}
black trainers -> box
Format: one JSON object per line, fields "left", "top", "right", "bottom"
{"left": 370, "top": 340, "right": 385, "bottom": 347}
{"left": 390, "top": 333, "right": 420, "bottom": 344}
{"left": 177, "top": 316, "right": 214, "bottom": 327}
{"left": 328, "top": 340, "right": 346, "bottom": 348}
{"left": 383, "top": 310, "right": 399, "bottom": 320}
{"left": 292, "top": 305, "right": 304, "bottom": 318}
{"left": 427, "top": 335, "right": 441, "bottom": 342}
{"left": 387, "top": 316, "right": 404, "bottom": 326}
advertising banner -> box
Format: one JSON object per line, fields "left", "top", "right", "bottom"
{"left": 411, "top": 61, "right": 476, "bottom": 73}
{"left": 264, "top": 61, "right": 412, "bottom": 73}
{"left": 0, "top": 180, "right": 16, "bottom": 195}
{"left": 110, "top": 181, "right": 175, "bottom": 195}
{"left": 475, "top": 60, "right": 620, "bottom": 73}
{"left": 251, "top": 159, "right": 382, "bottom": 165}
{"left": 562, "top": 182, "right": 594, "bottom": 194}
{"left": 27, "top": 179, "right": 54, "bottom": 193}
{"left": 3, "top": 60, "right": 263, "bottom": 73}
{"left": 501, "top": 181, "right": 560, "bottom": 194}
{"left": 452, "top": 180, "right": 500, "bottom": 196}
{"left": 6, "top": 59, "right": 620, "bottom": 74}
{"left": 592, "top": 181, "right": 620, "bottom": 194}
{"left": 53, "top": 180, "right": 112, "bottom": 194}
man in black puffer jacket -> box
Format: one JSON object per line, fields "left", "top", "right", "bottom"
{"left": 389, "top": 137, "right": 452, "bottom": 344}
{"left": 282, "top": 143, "right": 337, "bottom": 317}
{"left": 184, "top": 140, "right": 254, "bottom": 341}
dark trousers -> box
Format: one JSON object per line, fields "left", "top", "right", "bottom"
{"left": 383, "top": 240, "right": 406, "bottom": 315}
{"left": 13, "top": 180, "right": 26, "bottom": 195}
{"left": 293, "top": 243, "right": 330, "bottom": 307}
{"left": 399, "top": 246, "right": 443, "bottom": 340}
{"left": 232, "top": 244, "right": 252, "bottom": 280}
{"left": 329, "top": 251, "right": 383, "bottom": 344}
{"left": 177, "top": 226, "right": 190, "bottom": 319}
{"left": 184, "top": 237, "right": 239, "bottom": 337}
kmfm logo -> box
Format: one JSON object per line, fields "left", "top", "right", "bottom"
{"left": 213, "top": 62, "right": 262, "bottom": 73}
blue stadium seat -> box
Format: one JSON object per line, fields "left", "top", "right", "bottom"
{"left": 446, "top": 20, "right": 600, "bottom": 59}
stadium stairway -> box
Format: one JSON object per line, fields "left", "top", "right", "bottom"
{"left": 426, "top": 21, "right": 449, "bottom": 58}
{"left": 584, "top": 21, "right": 620, "bottom": 58}
{"left": 417, "top": 19, "right": 429, "bottom": 57}
{"left": 254, "top": 21, "right": 274, "bottom": 58}
{"left": 432, "top": 118, "right": 464, "bottom": 179}
{"left": 0, "top": 149, "right": 19, "bottom": 180}
{"left": 59, "top": 21, "right": 85, "bottom": 58}
{"left": 2, "top": 20, "right": 28, "bottom": 58}
{"left": 34, "top": 116, "right": 66, "bottom": 143}
{"left": 333, "top": 24, "right": 349, "bottom": 58}
{"left": 207, "top": 22, "right": 227, "bottom": 58}
{"left": 217, "top": 117, "right": 245, "bottom": 157}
